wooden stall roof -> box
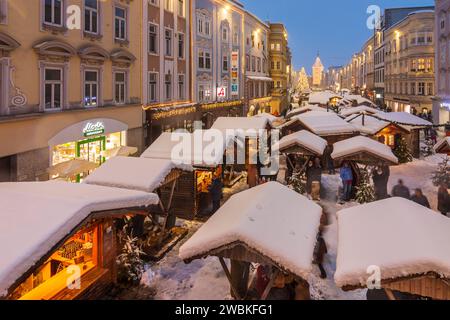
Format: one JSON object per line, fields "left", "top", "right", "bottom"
{"left": 0, "top": 181, "right": 158, "bottom": 298}
{"left": 290, "top": 112, "right": 358, "bottom": 137}
{"left": 179, "top": 182, "right": 322, "bottom": 281}
{"left": 277, "top": 130, "right": 328, "bottom": 157}
{"left": 335, "top": 198, "right": 450, "bottom": 299}
{"left": 434, "top": 137, "right": 450, "bottom": 154}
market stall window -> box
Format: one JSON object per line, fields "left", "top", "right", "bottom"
{"left": 13, "top": 225, "right": 99, "bottom": 300}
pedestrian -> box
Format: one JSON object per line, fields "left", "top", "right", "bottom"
{"left": 438, "top": 184, "right": 450, "bottom": 217}
{"left": 208, "top": 174, "right": 223, "bottom": 214}
{"left": 411, "top": 189, "right": 431, "bottom": 209}
{"left": 372, "top": 165, "right": 390, "bottom": 200}
{"left": 391, "top": 179, "right": 411, "bottom": 200}
{"left": 430, "top": 128, "right": 438, "bottom": 145}
{"left": 340, "top": 161, "right": 353, "bottom": 202}
{"left": 305, "top": 160, "right": 315, "bottom": 195}
{"left": 323, "top": 145, "right": 336, "bottom": 174}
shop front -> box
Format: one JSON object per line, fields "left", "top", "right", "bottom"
{"left": 48, "top": 118, "right": 128, "bottom": 180}
{"left": 200, "top": 100, "right": 244, "bottom": 129}
{"left": 247, "top": 97, "right": 272, "bottom": 117}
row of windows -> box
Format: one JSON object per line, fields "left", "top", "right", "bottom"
{"left": 245, "top": 55, "right": 267, "bottom": 73}
{"left": 44, "top": 0, "right": 129, "bottom": 42}
{"left": 385, "top": 81, "right": 434, "bottom": 96}
{"left": 386, "top": 33, "right": 433, "bottom": 55}
{"left": 385, "top": 58, "right": 434, "bottom": 74}
{"left": 148, "top": 72, "right": 185, "bottom": 103}
{"left": 148, "top": 24, "right": 185, "bottom": 59}
{"left": 43, "top": 67, "right": 128, "bottom": 110}
{"left": 149, "top": 0, "right": 185, "bottom": 17}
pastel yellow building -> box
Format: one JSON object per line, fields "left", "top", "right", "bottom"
{"left": 269, "top": 22, "right": 289, "bottom": 115}
{"left": 0, "top": 0, "right": 143, "bottom": 182}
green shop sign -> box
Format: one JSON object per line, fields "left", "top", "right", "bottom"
{"left": 82, "top": 122, "right": 105, "bottom": 137}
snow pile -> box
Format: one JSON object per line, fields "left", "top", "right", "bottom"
{"left": 179, "top": 182, "right": 322, "bottom": 280}
{"left": 340, "top": 106, "right": 378, "bottom": 118}
{"left": 211, "top": 117, "right": 269, "bottom": 131}
{"left": 434, "top": 137, "right": 450, "bottom": 153}
{"left": 84, "top": 156, "right": 178, "bottom": 193}
{"left": 293, "top": 112, "right": 357, "bottom": 136}
{"left": 348, "top": 114, "right": 391, "bottom": 135}
{"left": 141, "top": 130, "right": 234, "bottom": 168}
{"left": 277, "top": 130, "right": 328, "bottom": 156}
{"left": 0, "top": 181, "right": 159, "bottom": 297}
{"left": 335, "top": 197, "right": 450, "bottom": 288}
{"left": 309, "top": 91, "right": 343, "bottom": 105}
{"left": 332, "top": 136, "right": 398, "bottom": 164}
{"left": 375, "top": 112, "right": 432, "bottom": 127}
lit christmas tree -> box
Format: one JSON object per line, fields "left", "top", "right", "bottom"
{"left": 393, "top": 138, "right": 413, "bottom": 164}
{"left": 288, "top": 169, "right": 306, "bottom": 195}
{"left": 296, "top": 67, "right": 310, "bottom": 93}
{"left": 355, "top": 169, "right": 376, "bottom": 204}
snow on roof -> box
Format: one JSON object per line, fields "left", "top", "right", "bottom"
{"left": 434, "top": 137, "right": 450, "bottom": 153}
{"left": 252, "top": 113, "right": 279, "bottom": 124}
{"left": 293, "top": 112, "right": 357, "bottom": 136}
{"left": 332, "top": 136, "right": 398, "bottom": 164}
{"left": 211, "top": 117, "right": 270, "bottom": 131}
{"left": 342, "top": 94, "right": 376, "bottom": 106}
{"left": 286, "top": 105, "right": 328, "bottom": 118}
{"left": 0, "top": 181, "right": 159, "bottom": 297}
{"left": 141, "top": 130, "right": 233, "bottom": 168}
{"left": 375, "top": 112, "right": 432, "bottom": 127}
{"left": 277, "top": 130, "right": 328, "bottom": 156}
{"left": 179, "top": 182, "right": 322, "bottom": 279}
{"left": 348, "top": 114, "right": 391, "bottom": 135}
{"left": 340, "top": 106, "right": 379, "bottom": 118}
{"left": 335, "top": 197, "right": 450, "bottom": 288}
{"left": 309, "top": 91, "right": 343, "bottom": 105}
{"left": 84, "top": 156, "right": 178, "bottom": 193}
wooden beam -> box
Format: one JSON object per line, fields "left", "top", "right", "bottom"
{"left": 261, "top": 269, "right": 280, "bottom": 300}
{"left": 218, "top": 257, "right": 241, "bottom": 300}
{"left": 384, "top": 288, "right": 396, "bottom": 300}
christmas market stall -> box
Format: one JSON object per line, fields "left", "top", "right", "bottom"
{"left": 434, "top": 137, "right": 450, "bottom": 155}
{"left": 179, "top": 182, "right": 323, "bottom": 300}
{"left": 280, "top": 111, "right": 359, "bottom": 144}
{"left": 339, "top": 105, "right": 379, "bottom": 118}
{"left": 335, "top": 198, "right": 450, "bottom": 300}
{"left": 308, "top": 91, "right": 343, "bottom": 107}
{"left": 286, "top": 105, "right": 327, "bottom": 119}
{"left": 84, "top": 156, "right": 186, "bottom": 259}
{"left": 0, "top": 181, "right": 159, "bottom": 300}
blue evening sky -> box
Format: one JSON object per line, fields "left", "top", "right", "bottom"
{"left": 241, "top": 0, "right": 434, "bottom": 73}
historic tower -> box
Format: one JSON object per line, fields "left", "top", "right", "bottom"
{"left": 312, "top": 54, "right": 324, "bottom": 88}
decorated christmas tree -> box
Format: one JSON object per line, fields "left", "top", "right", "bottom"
{"left": 393, "top": 138, "right": 413, "bottom": 164}
{"left": 432, "top": 157, "right": 450, "bottom": 188}
{"left": 288, "top": 169, "right": 306, "bottom": 195}
{"left": 355, "top": 169, "right": 376, "bottom": 204}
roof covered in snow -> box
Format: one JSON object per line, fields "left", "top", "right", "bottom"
{"left": 179, "top": 182, "right": 322, "bottom": 279}
{"left": 434, "top": 137, "right": 450, "bottom": 153}
{"left": 84, "top": 156, "right": 180, "bottom": 193}
{"left": 309, "top": 91, "right": 343, "bottom": 105}
{"left": 293, "top": 111, "right": 357, "bottom": 136}
{"left": 341, "top": 95, "right": 376, "bottom": 107}
{"left": 211, "top": 117, "right": 270, "bottom": 131}
{"left": 375, "top": 112, "right": 432, "bottom": 128}
{"left": 347, "top": 114, "right": 391, "bottom": 135}
{"left": 277, "top": 130, "right": 328, "bottom": 156}
{"left": 340, "top": 106, "right": 379, "bottom": 118}
{"left": 286, "top": 105, "right": 328, "bottom": 118}
{"left": 141, "top": 130, "right": 233, "bottom": 168}
{"left": 335, "top": 197, "right": 450, "bottom": 288}
{"left": 0, "top": 181, "right": 159, "bottom": 297}
{"left": 252, "top": 113, "right": 279, "bottom": 124}
{"left": 332, "top": 136, "right": 398, "bottom": 164}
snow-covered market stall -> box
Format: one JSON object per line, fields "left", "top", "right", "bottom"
{"left": 435, "top": 137, "right": 450, "bottom": 155}
{"left": 0, "top": 181, "right": 159, "bottom": 300}
{"left": 84, "top": 156, "right": 187, "bottom": 259}
{"left": 335, "top": 197, "right": 450, "bottom": 300}
{"left": 179, "top": 182, "right": 323, "bottom": 300}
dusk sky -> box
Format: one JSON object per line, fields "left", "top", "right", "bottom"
{"left": 241, "top": 0, "right": 435, "bottom": 73}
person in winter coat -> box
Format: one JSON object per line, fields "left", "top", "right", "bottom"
{"left": 306, "top": 158, "right": 322, "bottom": 197}
{"left": 411, "top": 189, "right": 431, "bottom": 209}
{"left": 372, "top": 165, "right": 390, "bottom": 200}
{"left": 438, "top": 184, "right": 450, "bottom": 217}
{"left": 391, "top": 179, "right": 410, "bottom": 200}
{"left": 323, "top": 145, "right": 335, "bottom": 174}
{"left": 208, "top": 175, "right": 224, "bottom": 214}
{"left": 340, "top": 162, "right": 353, "bottom": 202}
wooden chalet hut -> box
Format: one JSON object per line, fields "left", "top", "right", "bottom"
{"left": 309, "top": 92, "right": 343, "bottom": 107}
{"left": 339, "top": 105, "right": 378, "bottom": 118}
{"left": 335, "top": 198, "right": 450, "bottom": 300}
{"left": 286, "top": 105, "right": 328, "bottom": 119}
{"left": 434, "top": 137, "right": 450, "bottom": 155}
{"left": 179, "top": 182, "right": 322, "bottom": 300}
{"left": 0, "top": 182, "right": 158, "bottom": 300}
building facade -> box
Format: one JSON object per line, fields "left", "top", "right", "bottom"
{"left": 244, "top": 11, "right": 271, "bottom": 116}
{"left": 433, "top": 0, "right": 450, "bottom": 130}
{"left": 311, "top": 54, "right": 324, "bottom": 89}
{"left": 384, "top": 10, "right": 435, "bottom": 114}
{"left": 0, "top": 0, "right": 143, "bottom": 182}
{"left": 268, "top": 22, "right": 289, "bottom": 115}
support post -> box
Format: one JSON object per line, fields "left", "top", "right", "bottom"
{"left": 218, "top": 257, "right": 241, "bottom": 300}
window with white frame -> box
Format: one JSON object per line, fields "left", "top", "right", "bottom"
{"left": 114, "top": 6, "right": 127, "bottom": 40}
{"left": 222, "top": 26, "right": 228, "bottom": 42}
{"left": 178, "top": 33, "right": 184, "bottom": 59}
{"left": 257, "top": 58, "right": 261, "bottom": 73}
{"left": 165, "top": 29, "right": 172, "bottom": 56}
{"left": 178, "top": 74, "right": 185, "bottom": 100}
{"left": 84, "top": 0, "right": 99, "bottom": 34}
{"left": 84, "top": 70, "right": 98, "bottom": 107}
{"left": 251, "top": 56, "right": 256, "bottom": 72}
{"left": 114, "top": 71, "right": 126, "bottom": 104}
{"left": 198, "top": 83, "right": 211, "bottom": 102}
{"left": 198, "top": 49, "right": 211, "bottom": 70}
{"left": 44, "top": 68, "right": 63, "bottom": 110}
{"left": 149, "top": 72, "right": 158, "bottom": 103}
{"left": 165, "top": 72, "right": 172, "bottom": 101}
{"left": 197, "top": 13, "right": 211, "bottom": 38}
{"left": 44, "top": 0, "right": 63, "bottom": 26}
{"left": 164, "top": 0, "right": 172, "bottom": 11}
{"left": 177, "top": 0, "right": 184, "bottom": 17}
{"left": 418, "top": 82, "right": 425, "bottom": 96}
{"left": 222, "top": 55, "right": 229, "bottom": 72}
{"left": 149, "top": 24, "right": 158, "bottom": 54}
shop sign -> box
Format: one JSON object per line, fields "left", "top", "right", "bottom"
{"left": 83, "top": 122, "right": 105, "bottom": 137}
{"left": 217, "top": 87, "right": 227, "bottom": 98}
{"left": 231, "top": 84, "right": 239, "bottom": 95}
{"left": 231, "top": 51, "right": 239, "bottom": 96}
